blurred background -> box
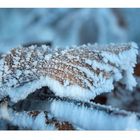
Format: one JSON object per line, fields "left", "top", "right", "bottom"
{"left": 0, "top": 8, "right": 140, "bottom": 52}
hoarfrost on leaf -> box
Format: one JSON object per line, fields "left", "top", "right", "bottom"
{"left": 0, "top": 42, "right": 139, "bottom": 130}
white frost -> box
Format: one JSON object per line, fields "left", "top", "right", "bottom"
{"left": 50, "top": 100, "right": 140, "bottom": 130}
